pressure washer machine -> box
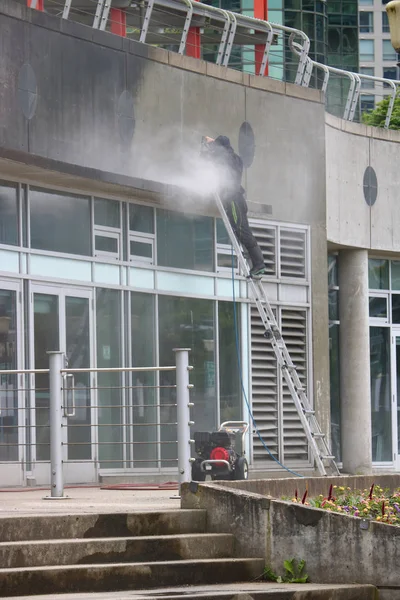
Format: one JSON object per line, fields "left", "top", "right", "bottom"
{"left": 191, "top": 421, "right": 249, "bottom": 481}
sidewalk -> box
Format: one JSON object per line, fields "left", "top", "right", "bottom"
{"left": 0, "top": 486, "right": 180, "bottom": 517}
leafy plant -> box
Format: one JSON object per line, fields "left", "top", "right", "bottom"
{"left": 261, "top": 559, "right": 309, "bottom": 583}
{"left": 361, "top": 94, "right": 400, "bottom": 130}
{"left": 285, "top": 484, "right": 400, "bottom": 526}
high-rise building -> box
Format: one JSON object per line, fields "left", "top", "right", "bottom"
{"left": 207, "top": 0, "right": 359, "bottom": 100}
{"left": 326, "top": 0, "right": 360, "bottom": 116}
{"left": 358, "top": 0, "right": 399, "bottom": 111}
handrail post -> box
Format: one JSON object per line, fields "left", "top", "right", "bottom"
{"left": 174, "top": 348, "right": 193, "bottom": 492}
{"left": 47, "top": 351, "right": 65, "bottom": 498}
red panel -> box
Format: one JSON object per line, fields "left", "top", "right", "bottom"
{"left": 110, "top": 8, "right": 127, "bottom": 37}
{"left": 254, "top": 0, "right": 268, "bottom": 76}
{"left": 27, "top": 0, "right": 44, "bottom": 10}
{"left": 186, "top": 0, "right": 201, "bottom": 59}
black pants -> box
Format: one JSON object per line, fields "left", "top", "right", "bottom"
{"left": 225, "top": 195, "right": 265, "bottom": 270}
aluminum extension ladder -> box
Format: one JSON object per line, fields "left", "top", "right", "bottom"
{"left": 214, "top": 192, "right": 340, "bottom": 477}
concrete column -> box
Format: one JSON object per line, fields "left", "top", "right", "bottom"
{"left": 338, "top": 249, "right": 372, "bottom": 474}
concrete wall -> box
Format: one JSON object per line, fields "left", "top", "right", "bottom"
{"left": 0, "top": 1, "right": 326, "bottom": 227}
{"left": 0, "top": 1, "right": 331, "bottom": 435}
{"left": 326, "top": 113, "right": 400, "bottom": 252}
{"left": 209, "top": 473, "right": 400, "bottom": 497}
{"left": 181, "top": 481, "right": 400, "bottom": 595}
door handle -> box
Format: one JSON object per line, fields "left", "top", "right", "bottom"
{"left": 62, "top": 374, "right": 76, "bottom": 417}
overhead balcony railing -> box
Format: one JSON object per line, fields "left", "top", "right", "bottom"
{"left": 13, "top": 0, "right": 400, "bottom": 128}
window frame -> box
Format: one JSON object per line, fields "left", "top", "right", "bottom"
{"left": 92, "top": 197, "right": 122, "bottom": 260}
{"left": 127, "top": 202, "right": 156, "bottom": 266}
{"left": 359, "top": 38, "right": 375, "bottom": 62}
{"left": 129, "top": 232, "right": 155, "bottom": 265}
{"left": 369, "top": 293, "right": 389, "bottom": 324}
{"left": 383, "top": 39, "right": 397, "bottom": 61}
{"left": 93, "top": 226, "right": 121, "bottom": 260}
{"left": 0, "top": 181, "right": 22, "bottom": 249}
{"left": 359, "top": 10, "right": 374, "bottom": 33}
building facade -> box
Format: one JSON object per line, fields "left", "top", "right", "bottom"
{"left": 359, "top": 0, "right": 399, "bottom": 111}
{"left": 3, "top": 0, "right": 400, "bottom": 489}
{"left": 0, "top": 176, "right": 313, "bottom": 485}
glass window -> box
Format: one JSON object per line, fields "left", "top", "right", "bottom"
{"left": 96, "top": 288, "right": 122, "bottom": 468}
{"left": 342, "top": 0, "right": 357, "bottom": 13}
{"left": 360, "top": 0, "right": 373, "bottom": 5}
{"left": 65, "top": 296, "right": 91, "bottom": 460}
{"left": 30, "top": 188, "right": 91, "bottom": 256}
{"left": 382, "top": 11, "right": 390, "bottom": 32}
{"left": 369, "top": 296, "right": 388, "bottom": 319}
{"left": 361, "top": 95, "right": 375, "bottom": 112}
{"left": 33, "top": 293, "right": 59, "bottom": 461}
{"left": 328, "top": 254, "right": 338, "bottom": 288}
{"left": 94, "top": 198, "right": 120, "bottom": 228}
{"left": 0, "top": 183, "right": 18, "bottom": 246}
{"left": 360, "top": 67, "right": 375, "bottom": 88}
{"left": 0, "top": 289, "right": 18, "bottom": 461}
{"left": 395, "top": 337, "right": 400, "bottom": 455}
{"left": 368, "top": 258, "right": 389, "bottom": 289}
{"left": 359, "top": 11, "right": 373, "bottom": 32}
{"left": 383, "top": 39, "right": 396, "bottom": 61}
{"left": 383, "top": 67, "right": 397, "bottom": 85}
{"left": 157, "top": 209, "right": 214, "bottom": 272}
{"left": 130, "top": 292, "right": 157, "bottom": 468}
{"left": 392, "top": 295, "right": 400, "bottom": 323}
{"left": 129, "top": 204, "right": 154, "bottom": 234}
{"left": 219, "top": 302, "right": 241, "bottom": 423}
{"left": 95, "top": 235, "right": 119, "bottom": 254}
{"left": 391, "top": 261, "right": 400, "bottom": 290}
{"left": 359, "top": 39, "right": 374, "bottom": 61}
{"left": 329, "top": 290, "right": 339, "bottom": 321}
{"left": 370, "top": 327, "right": 392, "bottom": 462}
{"left": 329, "top": 324, "right": 341, "bottom": 462}
{"left": 217, "top": 252, "right": 238, "bottom": 269}
{"left": 130, "top": 239, "right": 153, "bottom": 260}
{"left": 158, "top": 296, "right": 216, "bottom": 465}
{"left": 216, "top": 219, "right": 230, "bottom": 245}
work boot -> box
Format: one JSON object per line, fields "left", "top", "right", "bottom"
{"left": 250, "top": 264, "right": 267, "bottom": 278}
{"left": 247, "top": 244, "right": 265, "bottom": 273}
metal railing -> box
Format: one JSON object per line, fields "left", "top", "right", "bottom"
{"left": 11, "top": 0, "right": 400, "bottom": 127}
{"left": 0, "top": 348, "right": 193, "bottom": 497}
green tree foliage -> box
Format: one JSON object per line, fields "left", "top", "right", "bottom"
{"left": 361, "top": 94, "right": 400, "bottom": 130}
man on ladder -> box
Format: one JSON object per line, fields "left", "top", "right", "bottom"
{"left": 201, "top": 135, "right": 266, "bottom": 278}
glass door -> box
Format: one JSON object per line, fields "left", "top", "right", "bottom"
{"left": 29, "top": 285, "right": 95, "bottom": 484}
{"left": 0, "top": 280, "right": 23, "bottom": 486}
{"left": 392, "top": 333, "right": 400, "bottom": 470}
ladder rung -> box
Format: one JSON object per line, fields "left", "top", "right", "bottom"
{"left": 312, "top": 433, "right": 326, "bottom": 438}
{"left": 303, "top": 409, "right": 315, "bottom": 415}
{"left": 321, "top": 455, "right": 335, "bottom": 460}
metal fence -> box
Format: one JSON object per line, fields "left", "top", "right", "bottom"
{"left": 16, "top": 0, "right": 400, "bottom": 128}
{"left": 0, "top": 348, "right": 193, "bottom": 496}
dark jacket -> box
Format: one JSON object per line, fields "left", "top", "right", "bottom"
{"left": 203, "top": 136, "right": 247, "bottom": 213}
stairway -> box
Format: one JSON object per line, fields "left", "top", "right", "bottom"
{"left": 0, "top": 510, "right": 264, "bottom": 597}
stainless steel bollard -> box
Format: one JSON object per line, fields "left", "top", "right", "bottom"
{"left": 174, "top": 348, "right": 193, "bottom": 491}
{"left": 48, "top": 351, "right": 65, "bottom": 498}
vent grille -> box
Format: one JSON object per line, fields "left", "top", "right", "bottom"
{"left": 249, "top": 223, "right": 276, "bottom": 277}
{"left": 251, "top": 306, "right": 279, "bottom": 463}
{"left": 280, "top": 229, "right": 306, "bottom": 278}
{"left": 250, "top": 307, "right": 310, "bottom": 466}
{"left": 281, "top": 309, "right": 309, "bottom": 462}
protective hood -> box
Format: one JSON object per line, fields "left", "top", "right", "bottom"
{"left": 214, "top": 135, "right": 231, "bottom": 149}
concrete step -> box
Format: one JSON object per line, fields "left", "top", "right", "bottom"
{"left": 0, "top": 582, "right": 380, "bottom": 600}
{"left": 0, "top": 510, "right": 206, "bottom": 542}
{"left": 1, "top": 533, "right": 234, "bottom": 568}
{"left": 0, "top": 558, "right": 265, "bottom": 597}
